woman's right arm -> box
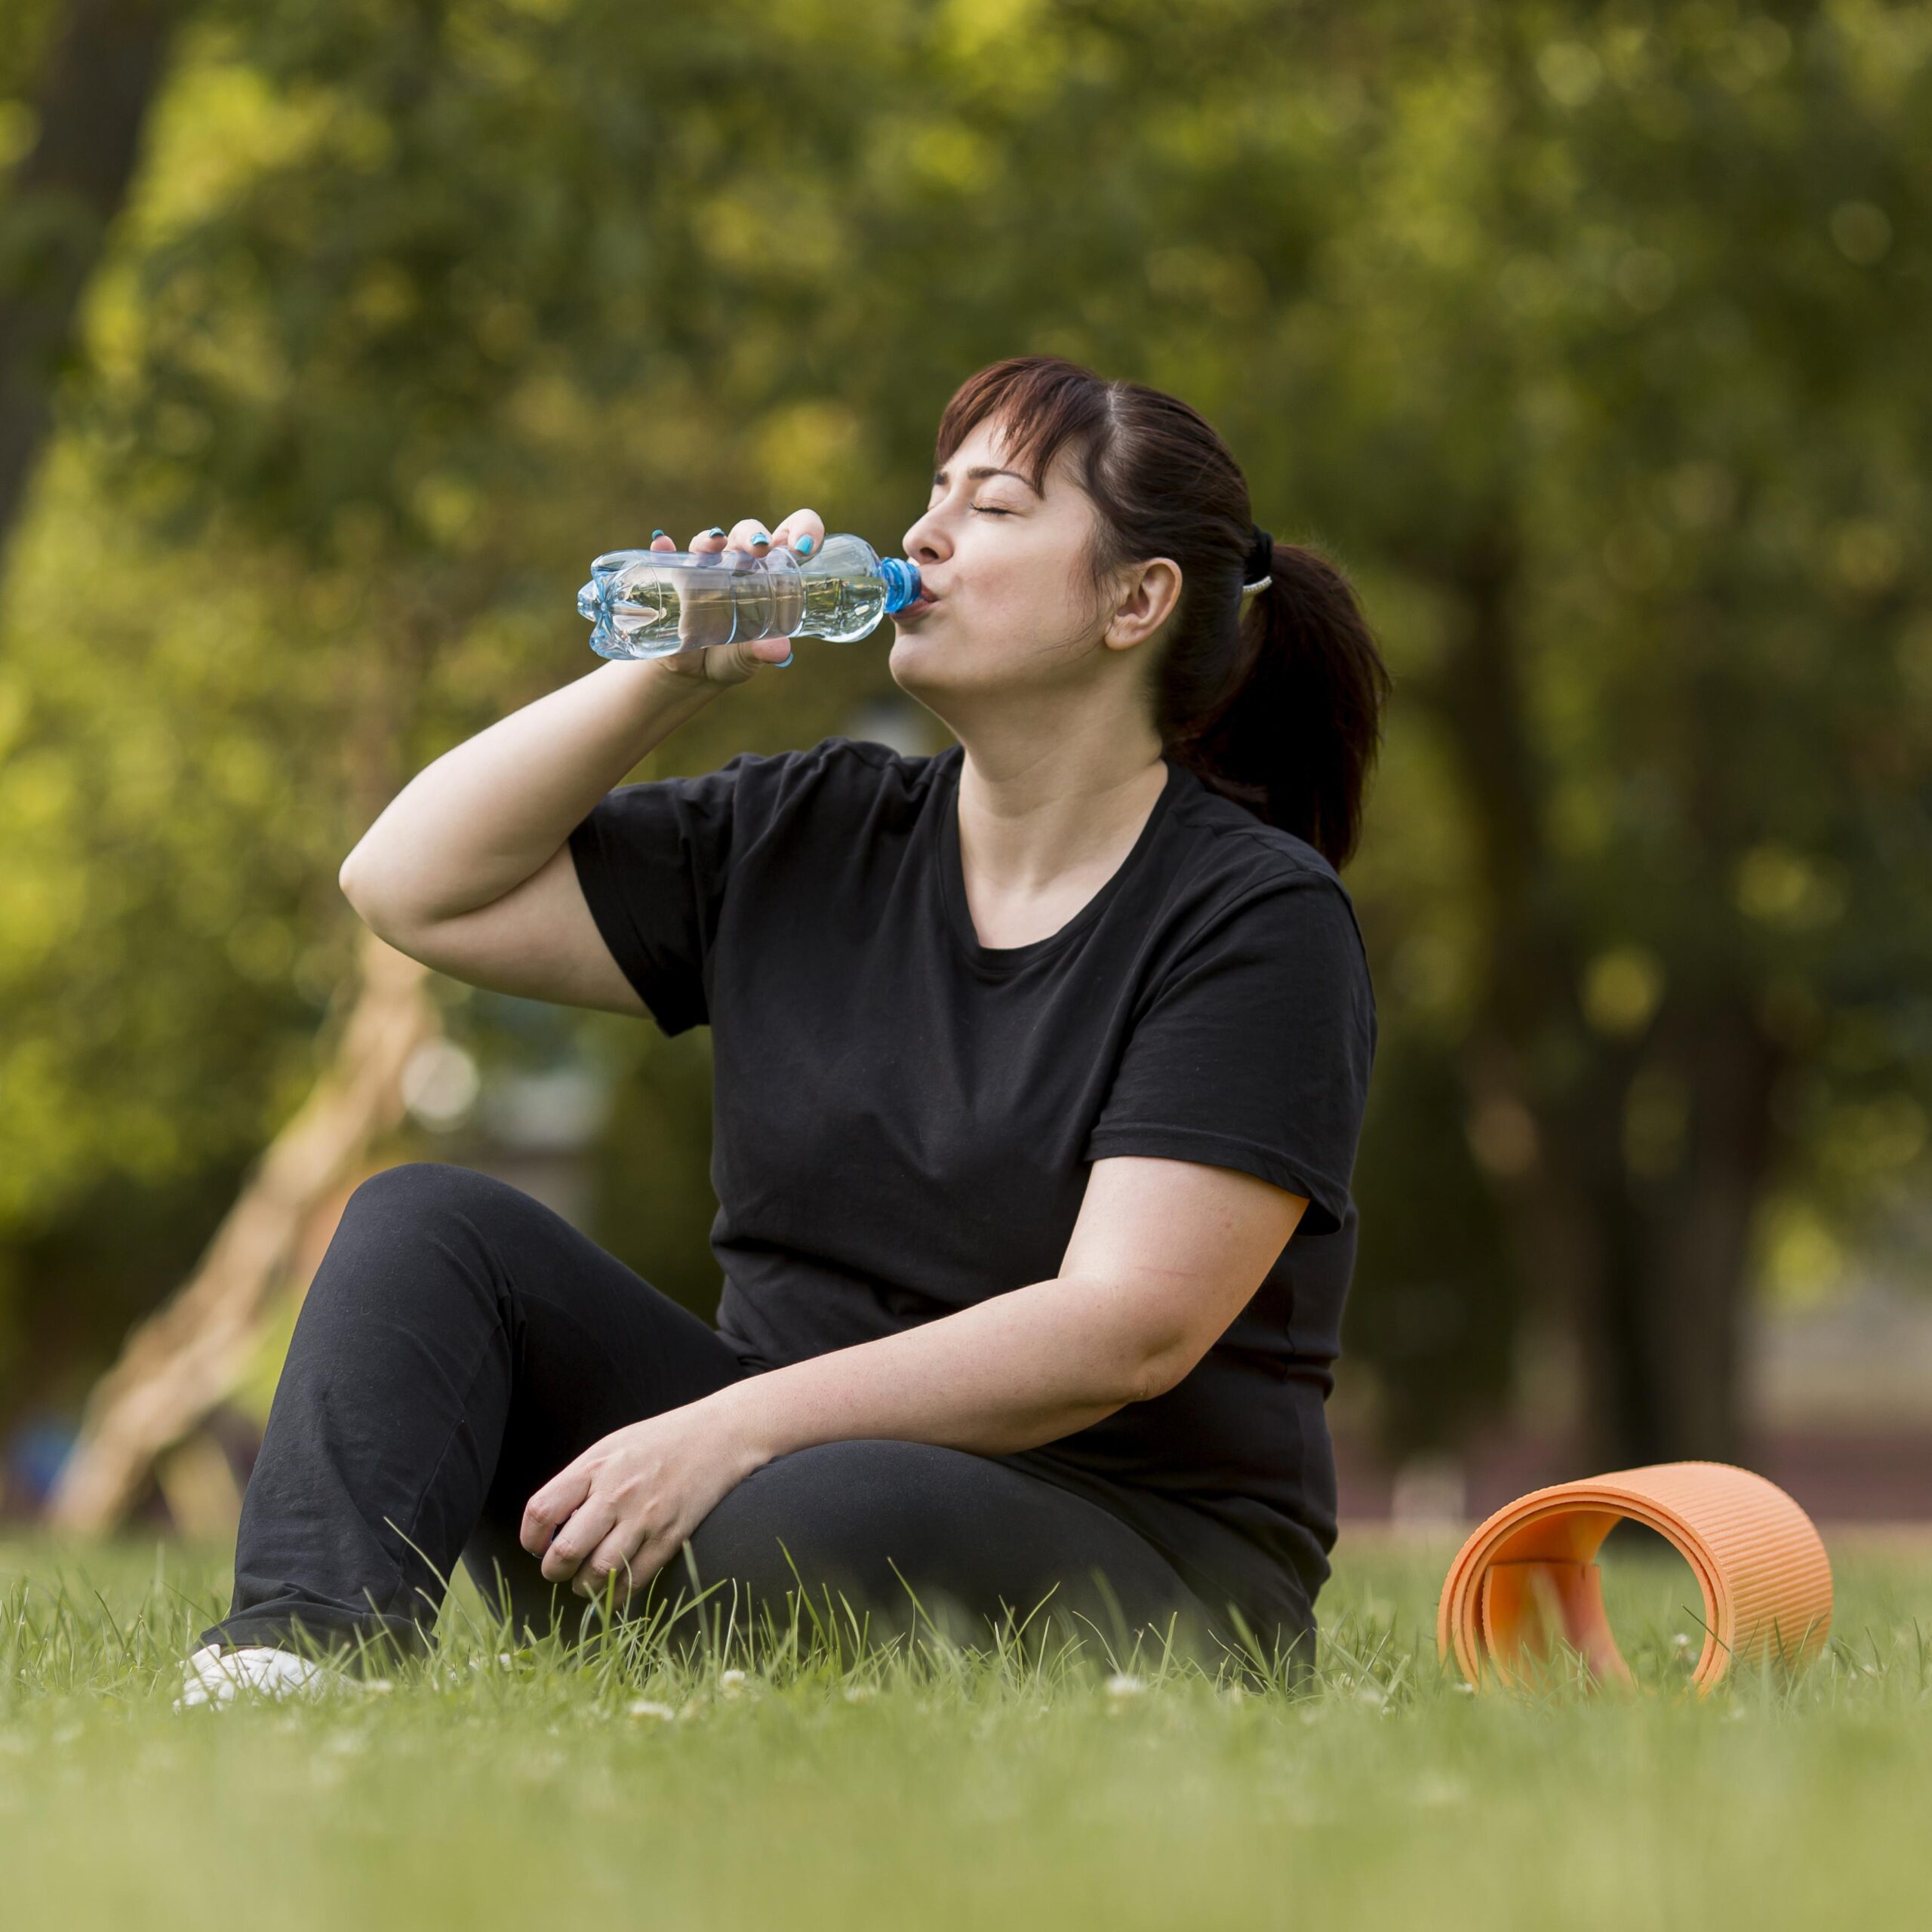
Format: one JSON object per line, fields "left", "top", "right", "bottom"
{"left": 339, "top": 512, "right": 819, "bottom": 1015}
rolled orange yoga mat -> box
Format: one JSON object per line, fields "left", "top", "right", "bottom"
{"left": 1436, "top": 1460, "right": 1833, "bottom": 1695}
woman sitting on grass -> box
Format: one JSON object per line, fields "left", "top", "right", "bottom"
{"left": 180, "top": 353, "right": 1388, "bottom": 1705}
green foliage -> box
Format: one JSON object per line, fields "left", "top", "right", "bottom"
{"left": 2, "top": 0, "right": 1928, "bottom": 1434}
{"left": 583, "top": 1019, "right": 725, "bottom": 1320}
{"left": 1347, "top": 1037, "right": 1518, "bottom": 1457}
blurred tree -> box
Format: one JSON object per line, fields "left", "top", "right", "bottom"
{"left": 0, "top": 0, "right": 189, "bottom": 564}
{"left": 1, "top": 0, "right": 1927, "bottom": 1475}
{"left": 1277, "top": 2, "right": 1932, "bottom": 1464}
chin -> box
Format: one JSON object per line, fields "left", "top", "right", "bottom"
{"left": 890, "top": 629, "right": 1061, "bottom": 712}
{"left": 887, "top": 629, "right": 950, "bottom": 691}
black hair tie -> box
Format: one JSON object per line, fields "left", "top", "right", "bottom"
{"left": 1242, "top": 524, "right": 1275, "bottom": 590}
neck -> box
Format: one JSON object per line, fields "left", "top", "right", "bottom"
{"left": 949, "top": 686, "right": 1168, "bottom": 894}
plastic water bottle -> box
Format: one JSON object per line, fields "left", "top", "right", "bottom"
{"left": 576, "top": 534, "right": 924, "bottom": 660}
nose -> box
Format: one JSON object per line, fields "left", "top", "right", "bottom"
{"left": 903, "top": 510, "right": 949, "bottom": 566}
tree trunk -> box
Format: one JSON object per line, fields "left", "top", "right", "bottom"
{"left": 1606, "top": 1000, "right": 1784, "bottom": 1463}
{"left": 1423, "top": 525, "right": 1786, "bottom": 1471}
{"left": 0, "top": 0, "right": 186, "bottom": 564}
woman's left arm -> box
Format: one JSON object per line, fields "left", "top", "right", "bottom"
{"left": 521, "top": 1155, "right": 1307, "bottom": 1596}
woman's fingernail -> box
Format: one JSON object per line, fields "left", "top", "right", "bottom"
{"left": 752, "top": 531, "right": 770, "bottom": 546}
{"left": 797, "top": 534, "right": 814, "bottom": 555}
{"left": 777, "top": 650, "right": 795, "bottom": 667}
{"left": 651, "top": 529, "right": 666, "bottom": 540}
{"left": 709, "top": 526, "right": 724, "bottom": 537}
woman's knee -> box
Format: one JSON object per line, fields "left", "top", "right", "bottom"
{"left": 300, "top": 1161, "right": 534, "bottom": 1338}
{"left": 687, "top": 1441, "right": 900, "bottom": 1580}
{"left": 678, "top": 1442, "right": 955, "bottom": 1629}
{"left": 321, "top": 1161, "right": 558, "bottom": 1283}
{"left": 676, "top": 1440, "right": 1197, "bottom": 1650}
{"left": 339, "top": 1160, "right": 528, "bottom": 1232}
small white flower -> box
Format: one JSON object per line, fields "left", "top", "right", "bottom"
{"left": 841, "top": 1684, "right": 878, "bottom": 1703}
{"left": 718, "top": 1669, "right": 749, "bottom": 1697}
{"left": 1104, "top": 1672, "right": 1147, "bottom": 1700}
{"left": 626, "top": 1699, "right": 676, "bottom": 1721}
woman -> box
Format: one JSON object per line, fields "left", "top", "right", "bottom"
{"left": 180, "top": 355, "right": 1388, "bottom": 1704}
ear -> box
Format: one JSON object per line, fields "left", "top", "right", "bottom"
{"left": 1102, "top": 557, "right": 1183, "bottom": 653}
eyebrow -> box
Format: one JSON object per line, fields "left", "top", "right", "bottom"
{"left": 931, "top": 464, "right": 1041, "bottom": 497}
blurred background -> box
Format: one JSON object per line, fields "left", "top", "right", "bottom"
{"left": 1, "top": 0, "right": 1927, "bottom": 1540}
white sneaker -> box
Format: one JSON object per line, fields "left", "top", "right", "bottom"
{"left": 174, "top": 1641, "right": 346, "bottom": 1710}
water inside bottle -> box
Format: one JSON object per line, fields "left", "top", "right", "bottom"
{"left": 577, "top": 550, "right": 899, "bottom": 657}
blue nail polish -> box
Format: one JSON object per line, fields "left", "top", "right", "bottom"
{"left": 651, "top": 528, "right": 666, "bottom": 540}
{"left": 778, "top": 650, "right": 795, "bottom": 667}
{"left": 797, "top": 534, "right": 814, "bottom": 555}
{"left": 709, "top": 526, "right": 724, "bottom": 537}
{"left": 752, "top": 531, "right": 770, "bottom": 545}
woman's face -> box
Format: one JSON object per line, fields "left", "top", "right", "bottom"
{"left": 888, "top": 414, "right": 1116, "bottom": 712}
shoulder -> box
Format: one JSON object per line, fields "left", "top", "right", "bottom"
{"left": 653, "top": 730, "right": 939, "bottom": 808}
{"left": 683, "top": 734, "right": 948, "bottom": 841}
{"left": 1164, "top": 768, "right": 1365, "bottom": 937}
{"left": 1147, "top": 769, "right": 1377, "bottom": 1038}
{"left": 718, "top": 734, "right": 940, "bottom": 789}
{"left": 737, "top": 732, "right": 943, "bottom": 794}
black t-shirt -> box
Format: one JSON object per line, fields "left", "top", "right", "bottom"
{"left": 568, "top": 736, "right": 1377, "bottom": 1634}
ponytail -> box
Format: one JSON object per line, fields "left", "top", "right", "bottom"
{"left": 931, "top": 355, "right": 1393, "bottom": 869}
{"left": 1164, "top": 538, "right": 1392, "bottom": 869}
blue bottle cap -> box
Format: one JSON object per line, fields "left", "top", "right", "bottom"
{"left": 877, "top": 557, "right": 924, "bottom": 613}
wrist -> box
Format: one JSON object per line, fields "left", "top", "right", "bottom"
{"left": 701, "top": 1380, "right": 780, "bottom": 1483}
{"left": 593, "top": 652, "right": 721, "bottom": 725}
{"left": 627, "top": 654, "right": 726, "bottom": 712}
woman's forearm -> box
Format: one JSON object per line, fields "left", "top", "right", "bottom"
{"left": 340, "top": 657, "right": 718, "bottom": 928}
{"left": 700, "top": 1272, "right": 1166, "bottom": 1478}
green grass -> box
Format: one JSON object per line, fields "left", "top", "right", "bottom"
{"left": 2, "top": 1531, "right": 1927, "bottom": 1928}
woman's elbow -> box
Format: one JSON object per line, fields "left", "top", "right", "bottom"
{"left": 1051, "top": 1275, "right": 1209, "bottom": 1404}
{"left": 1128, "top": 1335, "right": 1202, "bottom": 1404}
{"left": 337, "top": 849, "right": 411, "bottom": 940}
{"left": 337, "top": 853, "right": 383, "bottom": 926}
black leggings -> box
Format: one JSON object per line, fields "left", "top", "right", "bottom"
{"left": 206, "top": 1162, "right": 1229, "bottom": 1669}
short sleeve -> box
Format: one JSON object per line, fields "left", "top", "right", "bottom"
{"left": 566, "top": 761, "right": 746, "bottom": 1035}
{"left": 1083, "top": 878, "right": 1376, "bottom": 1237}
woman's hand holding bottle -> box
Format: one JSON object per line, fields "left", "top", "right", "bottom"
{"left": 651, "top": 508, "right": 826, "bottom": 685}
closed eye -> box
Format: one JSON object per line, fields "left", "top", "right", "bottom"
{"left": 971, "top": 505, "right": 1015, "bottom": 516}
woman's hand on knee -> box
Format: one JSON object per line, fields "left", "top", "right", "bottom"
{"left": 519, "top": 1402, "right": 762, "bottom": 1601}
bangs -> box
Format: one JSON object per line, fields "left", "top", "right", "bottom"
{"left": 932, "top": 356, "right": 1112, "bottom": 497}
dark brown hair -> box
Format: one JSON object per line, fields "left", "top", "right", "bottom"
{"left": 934, "top": 355, "right": 1391, "bottom": 869}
